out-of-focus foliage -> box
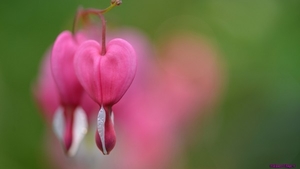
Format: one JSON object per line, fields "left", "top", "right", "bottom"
{"left": 0, "top": 0, "right": 299, "bottom": 169}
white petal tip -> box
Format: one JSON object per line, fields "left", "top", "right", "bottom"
{"left": 97, "top": 106, "right": 107, "bottom": 155}
{"left": 52, "top": 106, "right": 64, "bottom": 141}
{"left": 68, "top": 107, "right": 88, "bottom": 156}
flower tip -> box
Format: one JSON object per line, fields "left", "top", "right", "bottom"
{"left": 63, "top": 136, "right": 73, "bottom": 155}
{"left": 52, "top": 106, "right": 88, "bottom": 156}
{"left": 95, "top": 130, "right": 116, "bottom": 155}
{"left": 95, "top": 107, "right": 116, "bottom": 155}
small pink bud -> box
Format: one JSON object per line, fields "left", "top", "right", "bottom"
{"left": 74, "top": 38, "right": 137, "bottom": 154}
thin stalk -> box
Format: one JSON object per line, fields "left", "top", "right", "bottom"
{"left": 98, "top": 13, "right": 107, "bottom": 55}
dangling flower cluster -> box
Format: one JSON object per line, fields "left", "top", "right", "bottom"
{"left": 37, "top": 0, "right": 137, "bottom": 156}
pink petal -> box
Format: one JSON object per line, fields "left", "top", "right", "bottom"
{"left": 51, "top": 31, "right": 86, "bottom": 106}
{"left": 74, "top": 39, "right": 137, "bottom": 106}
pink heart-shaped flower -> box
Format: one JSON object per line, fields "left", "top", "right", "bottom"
{"left": 74, "top": 38, "right": 137, "bottom": 154}
{"left": 74, "top": 39, "right": 137, "bottom": 106}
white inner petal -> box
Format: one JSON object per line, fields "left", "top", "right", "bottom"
{"left": 68, "top": 107, "right": 88, "bottom": 156}
{"left": 97, "top": 106, "right": 107, "bottom": 155}
{"left": 52, "top": 106, "right": 64, "bottom": 142}
{"left": 111, "top": 111, "right": 114, "bottom": 126}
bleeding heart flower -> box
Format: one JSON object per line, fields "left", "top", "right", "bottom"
{"left": 74, "top": 39, "right": 137, "bottom": 154}
{"left": 51, "top": 30, "right": 89, "bottom": 156}
{"left": 34, "top": 45, "right": 99, "bottom": 157}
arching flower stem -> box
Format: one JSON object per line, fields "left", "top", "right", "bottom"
{"left": 72, "top": 2, "right": 119, "bottom": 34}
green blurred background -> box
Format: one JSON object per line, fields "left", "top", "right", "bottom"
{"left": 0, "top": 0, "right": 300, "bottom": 168}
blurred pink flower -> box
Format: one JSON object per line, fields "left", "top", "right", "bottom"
{"left": 34, "top": 49, "right": 60, "bottom": 121}
{"left": 111, "top": 31, "right": 223, "bottom": 169}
